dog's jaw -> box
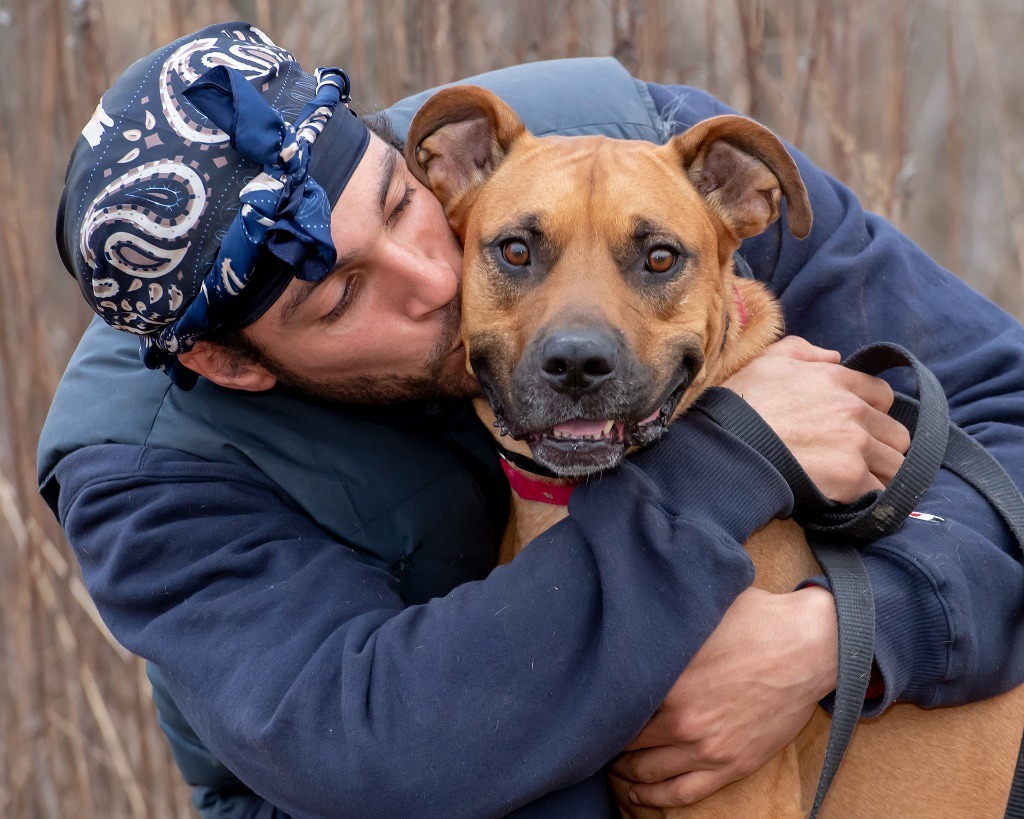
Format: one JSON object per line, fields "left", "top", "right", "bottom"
{"left": 472, "top": 342, "right": 704, "bottom": 477}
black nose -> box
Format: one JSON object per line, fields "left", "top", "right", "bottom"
{"left": 540, "top": 330, "right": 619, "bottom": 396}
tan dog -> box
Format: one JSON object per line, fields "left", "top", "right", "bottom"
{"left": 405, "top": 86, "right": 1023, "bottom": 818}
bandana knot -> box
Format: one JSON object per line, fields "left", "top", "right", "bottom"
{"left": 140, "top": 64, "right": 352, "bottom": 386}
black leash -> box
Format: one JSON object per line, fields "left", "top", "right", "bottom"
{"left": 692, "top": 341, "right": 1024, "bottom": 818}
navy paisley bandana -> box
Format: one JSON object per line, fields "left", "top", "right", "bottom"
{"left": 56, "top": 22, "right": 370, "bottom": 388}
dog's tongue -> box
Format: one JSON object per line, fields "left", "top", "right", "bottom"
{"left": 553, "top": 419, "right": 611, "bottom": 438}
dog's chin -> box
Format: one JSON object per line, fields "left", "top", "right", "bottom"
{"left": 530, "top": 435, "right": 627, "bottom": 478}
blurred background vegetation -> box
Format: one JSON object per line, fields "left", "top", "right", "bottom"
{"left": 0, "top": 0, "right": 1021, "bottom": 815}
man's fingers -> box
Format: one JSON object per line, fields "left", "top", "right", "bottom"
{"left": 866, "top": 440, "right": 906, "bottom": 489}
{"left": 862, "top": 401, "right": 912, "bottom": 453}
{"left": 613, "top": 746, "right": 693, "bottom": 785}
{"left": 834, "top": 367, "right": 897, "bottom": 413}
{"left": 626, "top": 770, "right": 727, "bottom": 809}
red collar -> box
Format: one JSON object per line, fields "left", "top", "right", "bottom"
{"left": 499, "top": 455, "right": 578, "bottom": 505}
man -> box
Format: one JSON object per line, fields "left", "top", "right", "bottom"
{"left": 40, "top": 22, "right": 1024, "bottom": 818}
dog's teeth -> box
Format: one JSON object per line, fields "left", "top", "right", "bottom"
{"left": 548, "top": 419, "right": 620, "bottom": 442}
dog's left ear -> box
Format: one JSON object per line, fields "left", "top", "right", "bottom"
{"left": 405, "top": 85, "right": 527, "bottom": 234}
{"left": 670, "top": 115, "right": 812, "bottom": 259}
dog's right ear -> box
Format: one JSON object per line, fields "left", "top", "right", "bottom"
{"left": 405, "top": 86, "right": 526, "bottom": 234}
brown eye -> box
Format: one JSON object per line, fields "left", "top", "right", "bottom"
{"left": 646, "top": 247, "right": 676, "bottom": 274}
{"left": 501, "top": 240, "right": 531, "bottom": 266}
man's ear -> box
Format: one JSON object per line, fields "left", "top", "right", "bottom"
{"left": 668, "top": 115, "right": 812, "bottom": 264}
{"left": 404, "top": 85, "right": 528, "bottom": 235}
{"left": 176, "top": 341, "right": 277, "bottom": 392}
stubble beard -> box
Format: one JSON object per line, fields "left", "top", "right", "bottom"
{"left": 260, "top": 299, "right": 480, "bottom": 405}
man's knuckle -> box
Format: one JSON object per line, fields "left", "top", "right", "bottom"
{"left": 700, "top": 736, "right": 732, "bottom": 766}
{"left": 833, "top": 452, "right": 859, "bottom": 475}
{"left": 849, "top": 398, "right": 875, "bottom": 424}
{"left": 853, "top": 427, "right": 874, "bottom": 453}
{"left": 668, "top": 780, "right": 704, "bottom": 807}
{"left": 852, "top": 458, "right": 873, "bottom": 482}
{"left": 821, "top": 364, "right": 848, "bottom": 387}
{"left": 629, "top": 759, "right": 660, "bottom": 785}
{"left": 668, "top": 712, "right": 702, "bottom": 742}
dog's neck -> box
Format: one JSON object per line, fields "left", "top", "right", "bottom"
{"left": 682, "top": 274, "right": 784, "bottom": 411}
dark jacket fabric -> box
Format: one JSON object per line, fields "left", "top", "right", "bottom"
{"left": 38, "top": 58, "right": 1024, "bottom": 817}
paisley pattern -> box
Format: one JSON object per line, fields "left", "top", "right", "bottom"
{"left": 158, "top": 31, "right": 292, "bottom": 145}
{"left": 79, "top": 159, "right": 206, "bottom": 318}
{"left": 58, "top": 22, "right": 370, "bottom": 387}
{"left": 75, "top": 24, "right": 295, "bottom": 336}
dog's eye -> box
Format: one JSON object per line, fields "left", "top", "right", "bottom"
{"left": 501, "top": 240, "right": 531, "bottom": 267}
{"left": 645, "top": 247, "right": 677, "bottom": 274}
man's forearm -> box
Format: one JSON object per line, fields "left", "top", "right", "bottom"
{"left": 752, "top": 116, "right": 1024, "bottom": 704}
{"left": 57, "top": 424, "right": 791, "bottom": 816}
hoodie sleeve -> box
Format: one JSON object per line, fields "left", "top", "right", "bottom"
{"left": 55, "top": 412, "right": 791, "bottom": 818}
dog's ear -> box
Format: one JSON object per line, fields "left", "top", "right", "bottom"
{"left": 405, "top": 86, "right": 527, "bottom": 233}
{"left": 670, "top": 115, "right": 812, "bottom": 258}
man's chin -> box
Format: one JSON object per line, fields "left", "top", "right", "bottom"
{"left": 273, "top": 366, "right": 480, "bottom": 406}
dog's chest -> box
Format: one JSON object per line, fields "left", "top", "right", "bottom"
{"left": 499, "top": 497, "right": 570, "bottom": 564}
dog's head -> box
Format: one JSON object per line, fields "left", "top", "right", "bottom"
{"left": 406, "top": 86, "right": 811, "bottom": 477}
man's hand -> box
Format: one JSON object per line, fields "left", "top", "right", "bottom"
{"left": 722, "top": 336, "right": 911, "bottom": 503}
{"left": 612, "top": 586, "right": 838, "bottom": 808}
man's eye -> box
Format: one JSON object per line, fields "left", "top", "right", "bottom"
{"left": 322, "top": 275, "right": 358, "bottom": 323}
{"left": 645, "top": 247, "right": 677, "bottom": 274}
{"left": 501, "top": 240, "right": 531, "bottom": 267}
{"left": 387, "top": 184, "right": 415, "bottom": 226}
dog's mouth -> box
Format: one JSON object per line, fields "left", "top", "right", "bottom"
{"left": 489, "top": 376, "right": 693, "bottom": 478}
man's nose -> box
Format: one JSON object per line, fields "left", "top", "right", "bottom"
{"left": 389, "top": 247, "right": 459, "bottom": 319}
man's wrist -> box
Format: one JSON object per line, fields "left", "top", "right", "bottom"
{"left": 798, "top": 578, "right": 887, "bottom": 708}
{"left": 790, "top": 584, "right": 840, "bottom": 700}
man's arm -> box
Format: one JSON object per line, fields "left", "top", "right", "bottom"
{"left": 755, "top": 121, "right": 1024, "bottom": 709}
{"left": 650, "top": 78, "right": 1024, "bottom": 708}
{"left": 610, "top": 81, "right": 1024, "bottom": 810}
{"left": 56, "top": 422, "right": 791, "bottom": 817}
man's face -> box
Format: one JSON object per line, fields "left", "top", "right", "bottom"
{"left": 241, "top": 133, "right": 480, "bottom": 404}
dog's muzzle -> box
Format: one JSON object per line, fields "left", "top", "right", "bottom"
{"left": 475, "top": 328, "right": 703, "bottom": 478}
